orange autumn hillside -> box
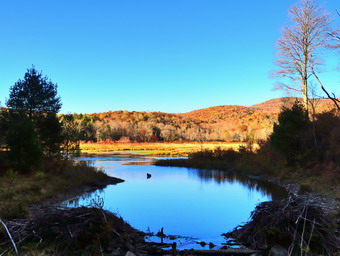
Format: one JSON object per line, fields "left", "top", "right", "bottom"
{"left": 60, "top": 97, "right": 337, "bottom": 143}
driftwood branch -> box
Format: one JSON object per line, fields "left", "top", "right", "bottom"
{"left": 0, "top": 219, "right": 18, "bottom": 255}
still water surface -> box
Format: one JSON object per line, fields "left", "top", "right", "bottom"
{"left": 65, "top": 153, "right": 286, "bottom": 249}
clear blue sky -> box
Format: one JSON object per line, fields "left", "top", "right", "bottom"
{"left": 0, "top": 0, "right": 339, "bottom": 113}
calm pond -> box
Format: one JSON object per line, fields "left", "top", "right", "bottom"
{"left": 65, "top": 153, "right": 287, "bottom": 250}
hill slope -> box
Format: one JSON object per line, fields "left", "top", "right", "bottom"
{"left": 250, "top": 97, "right": 336, "bottom": 113}
{"left": 64, "top": 97, "right": 337, "bottom": 143}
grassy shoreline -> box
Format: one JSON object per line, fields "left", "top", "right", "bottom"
{"left": 0, "top": 159, "right": 123, "bottom": 220}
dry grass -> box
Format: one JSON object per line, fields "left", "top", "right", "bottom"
{"left": 0, "top": 160, "right": 115, "bottom": 220}
{"left": 80, "top": 141, "right": 258, "bottom": 156}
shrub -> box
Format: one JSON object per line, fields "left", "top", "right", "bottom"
{"left": 189, "top": 147, "right": 240, "bottom": 162}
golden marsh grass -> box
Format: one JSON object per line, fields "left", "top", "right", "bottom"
{"left": 80, "top": 142, "right": 257, "bottom": 156}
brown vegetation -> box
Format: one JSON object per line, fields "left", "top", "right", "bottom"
{"left": 63, "top": 97, "right": 337, "bottom": 145}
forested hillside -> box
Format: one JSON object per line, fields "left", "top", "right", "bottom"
{"left": 61, "top": 97, "right": 336, "bottom": 143}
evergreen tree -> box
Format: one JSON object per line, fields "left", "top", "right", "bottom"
{"left": 270, "top": 102, "right": 310, "bottom": 164}
{"left": 6, "top": 67, "right": 61, "bottom": 117}
{"left": 3, "top": 67, "right": 63, "bottom": 171}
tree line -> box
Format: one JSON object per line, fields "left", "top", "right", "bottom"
{"left": 59, "top": 110, "right": 276, "bottom": 144}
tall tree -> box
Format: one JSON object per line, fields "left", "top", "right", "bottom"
{"left": 6, "top": 67, "right": 61, "bottom": 118}
{"left": 273, "top": 0, "right": 331, "bottom": 114}
{"left": 6, "top": 67, "right": 63, "bottom": 159}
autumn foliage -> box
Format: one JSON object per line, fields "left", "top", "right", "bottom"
{"left": 61, "top": 97, "right": 336, "bottom": 143}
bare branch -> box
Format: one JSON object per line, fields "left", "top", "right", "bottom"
{"left": 0, "top": 219, "right": 19, "bottom": 255}
{"left": 311, "top": 67, "right": 340, "bottom": 111}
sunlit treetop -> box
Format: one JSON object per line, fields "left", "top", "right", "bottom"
{"left": 6, "top": 67, "right": 62, "bottom": 117}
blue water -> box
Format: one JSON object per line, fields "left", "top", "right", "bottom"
{"left": 65, "top": 153, "right": 286, "bottom": 249}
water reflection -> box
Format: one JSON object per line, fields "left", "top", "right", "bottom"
{"left": 66, "top": 154, "right": 287, "bottom": 250}
{"left": 190, "top": 169, "right": 286, "bottom": 200}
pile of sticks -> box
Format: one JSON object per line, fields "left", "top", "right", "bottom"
{"left": 224, "top": 195, "right": 337, "bottom": 255}
{"left": 0, "top": 206, "right": 164, "bottom": 255}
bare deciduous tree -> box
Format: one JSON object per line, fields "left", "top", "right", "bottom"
{"left": 273, "top": 0, "right": 332, "bottom": 114}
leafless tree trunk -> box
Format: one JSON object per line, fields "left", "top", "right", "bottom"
{"left": 273, "top": 0, "right": 332, "bottom": 115}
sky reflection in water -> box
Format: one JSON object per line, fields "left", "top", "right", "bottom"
{"left": 67, "top": 154, "right": 286, "bottom": 249}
